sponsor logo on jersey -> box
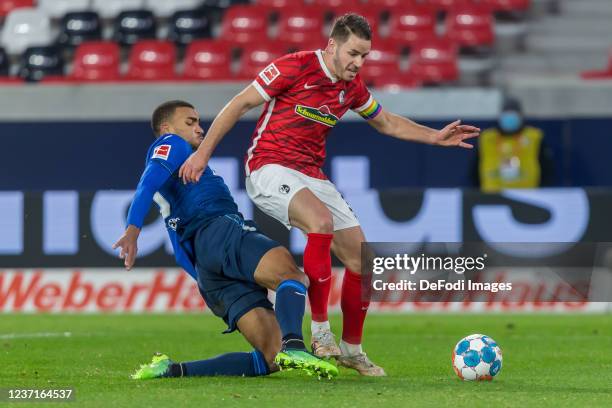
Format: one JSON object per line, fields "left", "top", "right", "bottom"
{"left": 152, "top": 144, "right": 171, "bottom": 160}
{"left": 339, "top": 90, "right": 345, "bottom": 104}
{"left": 259, "top": 63, "right": 280, "bottom": 85}
{"left": 294, "top": 104, "right": 339, "bottom": 127}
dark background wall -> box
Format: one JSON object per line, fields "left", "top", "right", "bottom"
{"left": 2, "top": 118, "right": 612, "bottom": 190}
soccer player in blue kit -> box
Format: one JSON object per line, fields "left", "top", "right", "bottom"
{"left": 113, "top": 100, "right": 337, "bottom": 380}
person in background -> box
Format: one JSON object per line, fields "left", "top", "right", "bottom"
{"left": 476, "top": 96, "right": 554, "bottom": 192}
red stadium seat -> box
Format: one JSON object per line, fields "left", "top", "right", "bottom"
{"left": 482, "top": 0, "right": 531, "bottom": 12}
{"left": 423, "top": 0, "right": 473, "bottom": 12}
{"left": 388, "top": 5, "right": 437, "bottom": 46}
{"left": 0, "top": 0, "right": 33, "bottom": 18}
{"left": 408, "top": 37, "right": 459, "bottom": 84}
{"left": 310, "top": 0, "right": 361, "bottom": 10}
{"left": 221, "top": 5, "right": 270, "bottom": 44}
{"left": 446, "top": 4, "right": 495, "bottom": 48}
{"left": 277, "top": 7, "right": 326, "bottom": 46}
{"left": 368, "top": 0, "right": 416, "bottom": 9}
{"left": 254, "top": 0, "right": 296, "bottom": 7}
{"left": 370, "top": 72, "right": 421, "bottom": 90}
{"left": 236, "top": 41, "right": 285, "bottom": 80}
{"left": 126, "top": 40, "right": 177, "bottom": 81}
{"left": 359, "top": 39, "right": 402, "bottom": 84}
{"left": 71, "top": 41, "right": 120, "bottom": 82}
{"left": 182, "top": 39, "right": 233, "bottom": 80}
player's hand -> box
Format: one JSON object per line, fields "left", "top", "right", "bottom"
{"left": 433, "top": 120, "right": 480, "bottom": 149}
{"left": 112, "top": 226, "right": 140, "bottom": 271}
{"left": 179, "top": 152, "right": 208, "bottom": 184}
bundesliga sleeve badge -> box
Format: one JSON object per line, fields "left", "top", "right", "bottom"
{"left": 259, "top": 63, "right": 280, "bottom": 85}
{"left": 152, "top": 144, "right": 171, "bottom": 160}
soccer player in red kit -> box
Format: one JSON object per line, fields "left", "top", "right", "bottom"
{"left": 179, "top": 14, "right": 479, "bottom": 376}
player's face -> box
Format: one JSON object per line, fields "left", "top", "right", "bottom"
{"left": 166, "top": 107, "right": 204, "bottom": 148}
{"left": 333, "top": 34, "right": 371, "bottom": 81}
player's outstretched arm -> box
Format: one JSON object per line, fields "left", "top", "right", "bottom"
{"left": 113, "top": 162, "right": 171, "bottom": 270}
{"left": 368, "top": 109, "right": 480, "bottom": 149}
{"left": 179, "top": 85, "right": 266, "bottom": 184}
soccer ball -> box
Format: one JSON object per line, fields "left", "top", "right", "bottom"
{"left": 452, "top": 334, "right": 502, "bottom": 381}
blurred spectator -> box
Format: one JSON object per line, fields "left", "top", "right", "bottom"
{"left": 473, "top": 96, "right": 554, "bottom": 192}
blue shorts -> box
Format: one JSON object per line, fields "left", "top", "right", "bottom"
{"left": 194, "top": 214, "right": 279, "bottom": 333}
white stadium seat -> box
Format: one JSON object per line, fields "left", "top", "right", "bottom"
{"left": 145, "top": 0, "right": 204, "bottom": 18}
{"left": 0, "top": 8, "right": 53, "bottom": 55}
{"left": 91, "top": 0, "right": 145, "bottom": 19}
{"left": 38, "top": 0, "right": 91, "bottom": 19}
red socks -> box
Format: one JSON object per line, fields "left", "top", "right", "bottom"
{"left": 341, "top": 268, "right": 369, "bottom": 345}
{"left": 303, "top": 233, "right": 333, "bottom": 322}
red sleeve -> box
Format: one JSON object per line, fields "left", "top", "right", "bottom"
{"left": 350, "top": 75, "right": 372, "bottom": 110}
{"left": 251, "top": 53, "right": 300, "bottom": 101}
{"left": 351, "top": 75, "right": 382, "bottom": 121}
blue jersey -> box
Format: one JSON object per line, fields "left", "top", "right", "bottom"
{"left": 126, "top": 133, "right": 240, "bottom": 279}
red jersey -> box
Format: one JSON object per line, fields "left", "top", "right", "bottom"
{"left": 246, "top": 50, "right": 382, "bottom": 180}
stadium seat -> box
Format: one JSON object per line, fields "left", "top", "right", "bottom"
{"left": 287, "top": 37, "right": 328, "bottom": 53}
{"left": 220, "top": 5, "right": 270, "bottom": 44}
{"left": 145, "top": 0, "right": 206, "bottom": 18}
{"left": 370, "top": 71, "right": 421, "bottom": 90}
{"left": 169, "top": 9, "right": 213, "bottom": 46}
{"left": 19, "top": 45, "right": 64, "bottom": 82}
{"left": 71, "top": 41, "right": 121, "bottom": 81}
{"left": 0, "top": 0, "right": 34, "bottom": 18}
{"left": 368, "top": 0, "right": 412, "bottom": 8}
{"left": 446, "top": 4, "right": 495, "bottom": 48}
{"left": 253, "top": 0, "right": 294, "bottom": 7}
{"left": 310, "top": 0, "right": 361, "bottom": 10}
{"left": 0, "top": 8, "right": 53, "bottom": 55}
{"left": 126, "top": 40, "right": 176, "bottom": 80}
{"left": 182, "top": 39, "right": 233, "bottom": 80}
{"left": 113, "top": 10, "right": 157, "bottom": 47}
{"left": 92, "top": 0, "right": 146, "bottom": 19}
{"left": 38, "top": 0, "right": 90, "bottom": 19}
{"left": 423, "top": 0, "right": 473, "bottom": 12}
{"left": 482, "top": 0, "right": 531, "bottom": 12}
{"left": 236, "top": 41, "right": 284, "bottom": 79}
{"left": 408, "top": 37, "right": 459, "bottom": 84}
{"left": 358, "top": 39, "right": 402, "bottom": 84}
{"left": 277, "top": 7, "right": 325, "bottom": 46}
{"left": 57, "top": 11, "right": 103, "bottom": 48}
{"left": 388, "top": 5, "right": 437, "bottom": 46}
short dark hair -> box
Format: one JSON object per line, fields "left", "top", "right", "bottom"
{"left": 151, "top": 100, "right": 194, "bottom": 137}
{"left": 330, "top": 13, "right": 372, "bottom": 44}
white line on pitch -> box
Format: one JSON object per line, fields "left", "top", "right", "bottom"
{"left": 0, "top": 332, "right": 72, "bottom": 340}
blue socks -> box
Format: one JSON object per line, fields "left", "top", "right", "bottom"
{"left": 171, "top": 350, "right": 269, "bottom": 377}
{"left": 275, "top": 279, "right": 307, "bottom": 345}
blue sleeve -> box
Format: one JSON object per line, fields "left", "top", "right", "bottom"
{"left": 149, "top": 135, "right": 192, "bottom": 175}
{"left": 126, "top": 161, "right": 171, "bottom": 228}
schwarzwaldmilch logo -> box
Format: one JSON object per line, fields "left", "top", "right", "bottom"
{"left": 279, "top": 184, "right": 291, "bottom": 194}
{"left": 295, "top": 104, "right": 339, "bottom": 127}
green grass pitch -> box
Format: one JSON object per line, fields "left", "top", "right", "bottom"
{"left": 2, "top": 314, "right": 611, "bottom": 407}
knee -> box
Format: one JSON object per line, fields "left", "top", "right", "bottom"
{"left": 306, "top": 213, "right": 333, "bottom": 234}
{"left": 276, "top": 266, "right": 309, "bottom": 289}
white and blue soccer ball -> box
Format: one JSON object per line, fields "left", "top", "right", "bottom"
{"left": 452, "top": 334, "right": 502, "bottom": 381}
